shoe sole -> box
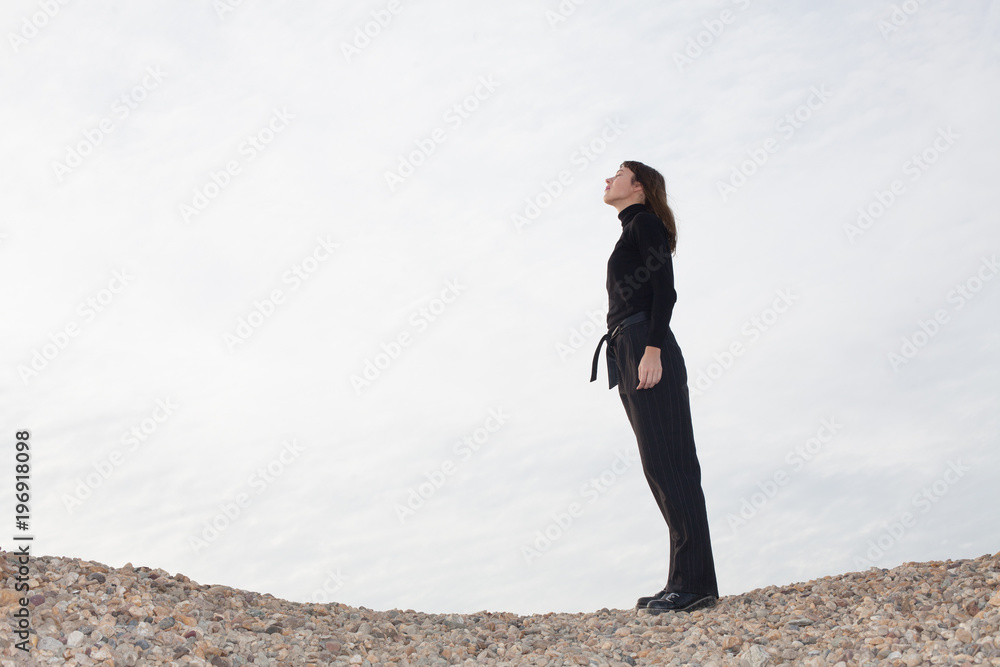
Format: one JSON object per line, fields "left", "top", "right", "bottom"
{"left": 642, "top": 595, "right": 717, "bottom": 614}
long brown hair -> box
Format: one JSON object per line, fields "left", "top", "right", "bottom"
{"left": 621, "top": 160, "right": 677, "bottom": 255}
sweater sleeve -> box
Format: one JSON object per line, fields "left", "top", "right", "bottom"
{"left": 631, "top": 213, "right": 676, "bottom": 348}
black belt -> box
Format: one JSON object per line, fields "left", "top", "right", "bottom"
{"left": 590, "top": 311, "right": 650, "bottom": 388}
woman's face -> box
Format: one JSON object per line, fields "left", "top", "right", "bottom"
{"left": 604, "top": 166, "right": 641, "bottom": 205}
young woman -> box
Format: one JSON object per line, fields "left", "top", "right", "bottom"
{"left": 590, "top": 161, "right": 719, "bottom": 613}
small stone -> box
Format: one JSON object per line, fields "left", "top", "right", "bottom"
{"left": 265, "top": 624, "right": 283, "bottom": 634}
{"left": 183, "top": 630, "right": 197, "bottom": 639}
{"left": 92, "top": 644, "right": 118, "bottom": 661}
{"left": 28, "top": 594, "right": 45, "bottom": 606}
{"left": 158, "top": 617, "right": 176, "bottom": 630}
{"left": 326, "top": 641, "right": 342, "bottom": 653}
{"left": 954, "top": 628, "right": 973, "bottom": 643}
{"left": 739, "top": 644, "right": 772, "bottom": 667}
{"left": 87, "top": 572, "right": 106, "bottom": 584}
{"left": 443, "top": 614, "right": 466, "bottom": 629}
{"left": 38, "top": 636, "right": 63, "bottom": 653}
{"left": 66, "top": 631, "right": 85, "bottom": 647}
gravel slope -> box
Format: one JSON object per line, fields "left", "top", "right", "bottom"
{"left": 2, "top": 549, "right": 998, "bottom": 666}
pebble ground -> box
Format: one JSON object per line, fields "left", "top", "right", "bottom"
{"left": 2, "top": 549, "right": 998, "bottom": 666}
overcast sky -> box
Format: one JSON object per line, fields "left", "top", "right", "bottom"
{"left": 2, "top": 0, "right": 998, "bottom": 616}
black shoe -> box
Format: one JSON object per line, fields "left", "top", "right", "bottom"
{"left": 635, "top": 588, "right": 669, "bottom": 609}
{"left": 643, "top": 591, "right": 717, "bottom": 614}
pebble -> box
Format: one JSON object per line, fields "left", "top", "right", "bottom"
{"left": 36, "top": 636, "right": 62, "bottom": 653}
{"left": 0, "top": 549, "right": 997, "bottom": 666}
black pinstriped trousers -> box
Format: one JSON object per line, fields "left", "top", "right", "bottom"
{"left": 609, "top": 318, "right": 719, "bottom": 598}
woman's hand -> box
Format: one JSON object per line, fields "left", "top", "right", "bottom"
{"left": 637, "top": 346, "right": 662, "bottom": 389}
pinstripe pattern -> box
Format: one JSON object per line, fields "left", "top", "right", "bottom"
{"left": 611, "top": 319, "right": 719, "bottom": 598}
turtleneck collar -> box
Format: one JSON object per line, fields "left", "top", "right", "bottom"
{"left": 617, "top": 202, "right": 649, "bottom": 227}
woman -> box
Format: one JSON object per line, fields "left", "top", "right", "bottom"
{"left": 590, "top": 161, "right": 719, "bottom": 613}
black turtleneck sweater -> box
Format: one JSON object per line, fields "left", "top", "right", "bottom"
{"left": 606, "top": 203, "right": 676, "bottom": 348}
